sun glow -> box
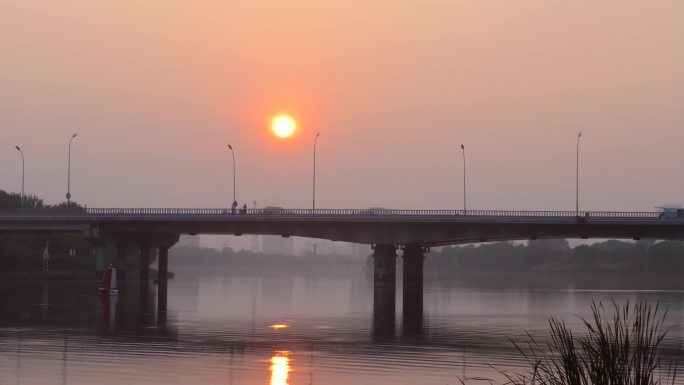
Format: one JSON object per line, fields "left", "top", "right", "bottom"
{"left": 269, "top": 323, "right": 290, "bottom": 330}
{"left": 271, "top": 115, "right": 296, "bottom": 138}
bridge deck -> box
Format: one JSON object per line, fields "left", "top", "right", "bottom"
{"left": 2, "top": 208, "right": 683, "bottom": 245}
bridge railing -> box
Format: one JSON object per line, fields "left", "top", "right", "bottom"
{"left": 0, "top": 207, "right": 665, "bottom": 218}
{"left": 83, "top": 208, "right": 663, "bottom": 218}
{"left": 0, "top": 207, "right": 88, "bottom": 216}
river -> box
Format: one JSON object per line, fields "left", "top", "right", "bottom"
{"left": 1, "top": 264, "right": 683, "bottom": 384}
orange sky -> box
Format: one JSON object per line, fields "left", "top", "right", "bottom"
{"left": 2, "top": 0, "right": 684, "bottom": 212}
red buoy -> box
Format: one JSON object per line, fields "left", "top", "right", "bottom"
{"left": 98, "top": 266, "right": 119, "bottom": 296}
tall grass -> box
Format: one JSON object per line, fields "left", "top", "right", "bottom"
{"left": 500, "top": 301, "right": 677, "bottom": 385}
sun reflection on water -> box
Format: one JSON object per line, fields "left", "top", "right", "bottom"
{"left": 270, "top": 351, "right": 291, "bottom": 385}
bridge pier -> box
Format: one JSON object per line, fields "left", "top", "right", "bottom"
{"left": 372, "top": 244, "right": 397, "bottom": 340}
{"left": 138, "top": 243, "right": 153, "bottom": 324}
{"left": 157, "top": 244, "right": 170, "bottom": 320}
{"left": 90, "top": 232, "right": 177, "bottom": 325}
{"left": 138, "top": 244, "right": 151, "bottom": 288}
{"left": 402, "top": 245, "right": 426, "bottom": 337}
{"left": 373, "top": 244, "right": 397, "bottom": 287}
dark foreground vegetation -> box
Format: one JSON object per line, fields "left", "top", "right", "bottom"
{"left": 465, "top": 301, "right": 677, "bottom": 385}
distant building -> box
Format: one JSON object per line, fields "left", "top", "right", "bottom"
{"left": 262, "top": 235, "right": 294, "bottom": 255}
{"left": 178, "top": 234, "right": 200, "bottom": 248}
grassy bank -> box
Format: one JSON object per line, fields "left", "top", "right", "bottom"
{"left": 462, "top": 301, "right": 678, "bottom": 385}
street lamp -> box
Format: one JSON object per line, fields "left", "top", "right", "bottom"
{"left": 15, "top": 146, "right": 24, "bottom": 208}
{"left": 460, "top": 144, "right": 466, "bottom": 213}
{"left": 67, "top": 133, "right": 78, "bottom": 205}
{"left": 313, "top": 132, "right": 320, "bottom": 210}
{"left": 228, "top": 144, "right": 236, "bottom": 207}
{"left": 576, "top": 132, "right": 582, "bottom": 215}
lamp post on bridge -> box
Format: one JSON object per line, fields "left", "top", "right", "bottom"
{"left": 313, "top": 132, "right": 320, "bottom": 211}
{"left": 460, "top": 144, "right": 466, "bottom": 213}
{"left": 15, "top": 146, "right": 24, "bottom": 208}
{"left": 228, "top": 144, "right": 236, "bottom": 208}
{"left": 576, "top": 132, "right": 582, "bottom": 215}
{"left": 67, "top": 133, "right": 78, "bottom": 205}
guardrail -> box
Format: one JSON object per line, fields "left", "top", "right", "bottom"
{"left": 0, "top": 207, "right": 666, "bottom": 218}
{"left": 83, "top": 208, "right": 665, "bottom": 218}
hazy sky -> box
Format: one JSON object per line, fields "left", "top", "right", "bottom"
{"left": 2, "top": 1, "right": 684, "bottom": 212}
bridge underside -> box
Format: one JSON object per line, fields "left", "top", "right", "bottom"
{"left": 95, "top": 221, "right": 684, "bottom": 245}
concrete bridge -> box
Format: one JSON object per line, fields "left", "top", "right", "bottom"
{"left": 2, "top": 207, "right": 682, "bottom": 242}
{"left": 2, "top": 207, "right": 683, "bottom": 335}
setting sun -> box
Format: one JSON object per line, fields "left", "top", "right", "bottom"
{"left": 271, "top": 115, "right": 297, "bottom": 138}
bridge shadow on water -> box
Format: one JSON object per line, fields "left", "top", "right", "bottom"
{"left": 372, "top": 285, "right": 426, "bottom": 343}
{"left": 97, "top": 278, "right": 175, "bottom": 337}
{"left": 0, "top": 276, "right": 428, "bottom": 344}
{"left": 0, "top": 278, "right": 177, "bottom": 339}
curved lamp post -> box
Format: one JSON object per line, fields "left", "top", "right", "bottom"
{"left": 15, "top": 146, "right": 24, "bottom": 208}
{"left": 67, "top": 133, "right": 78, "bottom": 205}
{"left": 576, "top": 132, "right": 582, "bottom": 215}
{"left": 228, "top": 144, "right": 236, "bottom": 207}
{"left": 313, "top": 133, "right": 320, "bottom": 210}
{"left": 461, "top": 144, "right": 466, "bottom": 213}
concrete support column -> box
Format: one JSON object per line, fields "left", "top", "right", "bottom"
{"left": 95, "top": 244, "right": 106, "bottom": 280}
{"left": 157, "top": 245, "right": 169, "bottom": 319}
{"left": 372, "top": 244, "right": 396, "bottom": 340}
{"left": 138, "top": 244, "right": 153, "bottom": 324}
{"left": 139, "top": 244, "right": 151, "bottom": 285}
{"left": 373, "top": 244, "right": 397, "bottom": 287}
{"left": 402, "top": 244, "right": 426, "bottom": 337}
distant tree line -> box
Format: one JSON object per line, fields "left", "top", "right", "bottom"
{"left": 426, "top": 239, "right": 684, "bottom": 273}
{"left": 173, "top": 238, "right": 684, "bottom": 275}
{"left": 0, "top": 191, "right": 92, "bottom": 271}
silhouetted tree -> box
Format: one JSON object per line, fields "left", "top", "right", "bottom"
{"left": 0, "top": 190, "right": 92, "bottom": 272}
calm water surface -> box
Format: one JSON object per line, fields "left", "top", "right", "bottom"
{"left": 1, "top": 267, "right": 683, "bottom": 385}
